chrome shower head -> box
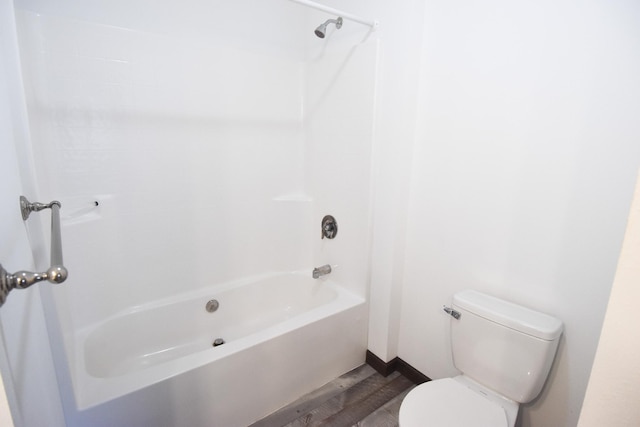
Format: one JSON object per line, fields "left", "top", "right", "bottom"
{"left": 314, "top": 17, "right": 343, "bottom": 38}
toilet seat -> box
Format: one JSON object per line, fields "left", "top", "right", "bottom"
{"left": 399, "top": 378, "right": 509, "bottom": 427}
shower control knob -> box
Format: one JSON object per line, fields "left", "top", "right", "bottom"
{"left": 321, "top": 215, "right": 338, "bottom": 239}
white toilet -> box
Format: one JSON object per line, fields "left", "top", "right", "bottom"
{"left": 399, "top": 290, "right": 563, "bottom": 427}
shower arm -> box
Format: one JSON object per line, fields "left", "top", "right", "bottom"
{"left": 287, "top": 0, "right": 379, "bottom": 30}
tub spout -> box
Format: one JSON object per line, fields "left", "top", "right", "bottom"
{"left": 312, "top": 264, "right": 332, "bottom": 279}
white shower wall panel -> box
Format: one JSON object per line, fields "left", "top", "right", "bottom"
{"left": 304, "top": 40, "right": 378, "bottom": 298}
{"left": 16, "top": 11, "right": 310, "bottom": 329}
{"left": 16, "top": 0, "right": 310, "bottom": 60}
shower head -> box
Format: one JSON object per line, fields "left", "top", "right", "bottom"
{"left": 314, "top": 17, "right": 343, "bottom": 38}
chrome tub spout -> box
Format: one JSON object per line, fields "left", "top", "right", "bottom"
{"left": 312, "top": 264, "right": 332, "bottom": 279}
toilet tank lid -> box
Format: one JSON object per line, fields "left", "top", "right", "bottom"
{"left": 453, "top": 290, "right": 563, "bottom": 341}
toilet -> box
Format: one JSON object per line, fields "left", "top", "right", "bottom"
{"left": 399, "top": 290, "right": 563, "bottom": 427}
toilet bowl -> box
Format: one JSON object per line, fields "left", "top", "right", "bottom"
{"left": 400, "top": 377, "right": 518, "bottom": 427}
{"left": 398, "top": 290, "right": 562, "bottom": 427}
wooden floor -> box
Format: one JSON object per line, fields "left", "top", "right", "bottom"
{"left": 249, "top": 364, "right": 416, "bottom": 427}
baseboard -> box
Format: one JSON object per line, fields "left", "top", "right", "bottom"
{"left": 365, "top": 350, "right": 398, "bottom": 377}
{"left": 396, "top": 359, "right": 430, "bottom": 384}
{"left": 366, "top": 350, "right": 431, "bottom": 384}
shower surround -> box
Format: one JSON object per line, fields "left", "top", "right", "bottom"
{"left": 14, "top": 1, "right": 377, "bottom": 425}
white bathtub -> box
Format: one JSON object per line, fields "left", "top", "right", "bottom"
{"left": 65, "top": 271, "right": 367, "bottom": 427}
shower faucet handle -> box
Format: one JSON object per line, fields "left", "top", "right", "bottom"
{"left": 321, "top": 215, "right": 338, "bottom": 239}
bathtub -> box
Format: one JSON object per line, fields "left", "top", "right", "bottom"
{"left": 64, "top": 271, "right": 367, "bottom": 427}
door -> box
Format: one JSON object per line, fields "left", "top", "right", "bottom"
{"left": 0, "top": 0, "right": 65, "bottom": 425}
{"left": 0, "top": 70, "right": 23, "bottom": 427}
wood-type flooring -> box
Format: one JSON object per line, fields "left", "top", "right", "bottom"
{"left": 249, "top": 364, "right": 416, "bottom": 427}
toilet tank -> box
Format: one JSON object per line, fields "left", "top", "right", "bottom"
{"left": 451, "top": 290, "right": 563, "bottom": 403}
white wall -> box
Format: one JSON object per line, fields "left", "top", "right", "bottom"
{"left": 14, "top": 0, "right": 310, "bottom": 59}
{"left": 394, "top": 1, "right": 640, "bottom": 427}
{"left": 304, "top": 27, "right": 378, "bottom": 298}
{"left": 578, "top": 172, "right": 640, "bottom": 426}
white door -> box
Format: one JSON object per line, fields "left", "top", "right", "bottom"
{"left": 0, "top": 68, "right": 24, "bottom": 427}
{"left": 0, "top": 0, "right": 66, "bottom": 425}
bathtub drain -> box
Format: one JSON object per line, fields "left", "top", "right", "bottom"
{"left": 213, "top": 338, "right": 225, "bottom": 347}
{"left": 206, "top": 299, "right": 219, "bottom": 313}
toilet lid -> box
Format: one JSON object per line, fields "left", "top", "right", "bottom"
{"left": 399, "top": 378, "right": 508, "bottom": 427}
